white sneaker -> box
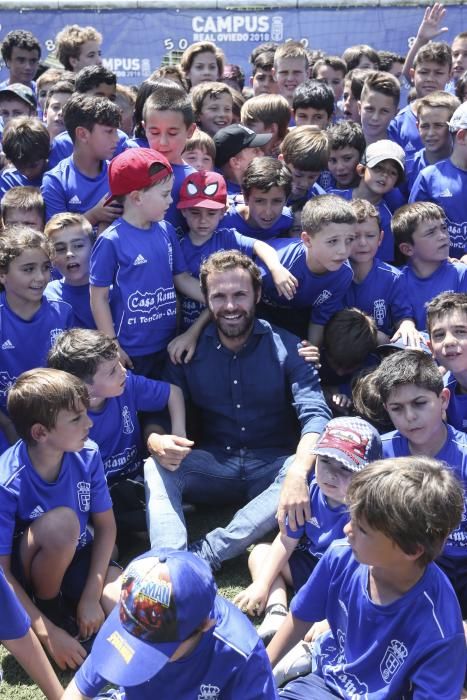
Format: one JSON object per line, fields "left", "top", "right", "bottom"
{"left": 257, "top": 604, "right": 288, "bottom": 646}
{"left": 273, "top": 640, "right": 313, "bottom": 687}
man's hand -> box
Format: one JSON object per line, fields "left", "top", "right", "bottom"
{"left": 168, "top": 329, "right": 198, "bottom": 364}
{"left": 147, "top": 433, "right": 194, "bottom": 470}
{"left": 76, "top": 595, "right": 105, "bottom": 640}
{"left": 233, "top": 582, "right": 270, "bottom": 617}
{"left": 276, "top": 466, "right": 311, "bottom": 534}
{"left": 44, "top": 625, "right": 87, "bottom": 670}
{"left": 297, "top": 340, "right": 321, "bottom": 368}
{"left": 330, "top": 393, "right": 352, "bottom": 415}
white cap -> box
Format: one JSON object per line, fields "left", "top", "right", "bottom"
{"left": 362, "top": 139, "right": 405, "bottom": 172}
{"left": 447, "top": 102, "right": 467, "bottom": 132}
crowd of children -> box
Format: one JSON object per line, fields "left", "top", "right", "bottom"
{"left": 1, "top": 6, "right": 467, "bottom": 699}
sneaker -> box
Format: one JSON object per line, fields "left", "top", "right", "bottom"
{"left": 257, "top": 603, "right": 288, "bottom": 646}
{"left": 273, "top": 640, "right": 313, "bottom": 687}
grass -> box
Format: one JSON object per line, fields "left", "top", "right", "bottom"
{"left": 0, "top": 504, "right": 256, "bottom": 699}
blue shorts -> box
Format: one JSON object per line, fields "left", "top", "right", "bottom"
{"left": 289, "top": 540, "right": 319, "bottom": 592}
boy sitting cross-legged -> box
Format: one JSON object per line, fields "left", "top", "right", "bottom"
{"left": 269, "top": 456, "right": 467, "bottom": 698}
{"left": 0, "top": 368, "right": 121, "bottom": 670}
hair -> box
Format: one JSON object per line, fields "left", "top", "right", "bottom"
{"left": 274, "top": 41, "right": 309, "bottom": 71}
{"left": 328, "top": 121, "right": 366, "bottom": 157}
{"left": 180, "top": 41, "right": 225, "bottom": 87}
{"left": 426, "top": 291, "right": 467, "bottom": 334}
{"left": 115, "top": 83, "right": 136, "bottom": 108}
{"left": 63, "top": 93, "right": 121, "bottom": 143}
{"left": 241, "top": 156, "right": 292, "bottom": 199}
{"left": 413, "top": 42, "right": 452, "bottom": 71}
{"left": 324, "top": 308, "right": 377, "bottom": 370}
{"left": 376, "top": 350, "right": 444, "bottom": 403}
{"left": 347, "top": 456, "right": 464, "bottom": 566}
{"left": 48, "top": 328, "right": 119, "bottom": 383}
{"left": 55, "top": 25, "right": 102, "bottom": 71}
{"left": 342, "top": 45, "right": 380, "bottom": 72}
{"left": 1, "top": 186, "right": 45, "bottom": 223}
{"left": 455, "top": 70, "right": 467, "bottom": 103}
{"left": 1, "top": 116, "right": 50, "bottom": 167}
{"left": 44, "top": 211, "right": 93, "bottom": 242}
{"left": 350, "top": 197, "right": 381, "bottom": 229}
{"left": 36, "top": 68, "right": 64, "bottom": 91}
{"left": 311, "top": 56, "right": 347, "bottom": 78}
{"left": 1, "top": 30, "right": 41, "bottom": 62}
{"left": 415, "top": 90, "right": 461, "bottom": 119}
{"left": 377, "top": 50, "right": 405, "bottom": 72}
{"left": 250, "top": 42, "right": 279, "bottom": 66}
{"left": 200, "top": 250, "right": 262, "bottom": 300}
{"left": 251, "top": 50, "right": 276, "bottom": 76}
{"left": 150, "top": 65, "right": 189, "bottom": 92}
{"left": 74, "top": 64, "right": 117, "bottom": 93}
{"left": 280, "top": 126, "right": 330, "bottom": 171}
{"left": 0, "top": 227, "right": 51, "bottom": 287}
{"left": 142, "top": 82, "right": 194, "bottom": 128}
{"left": 301, "top": 193, "right": 357, "bottom": 236}
{"left": 44, "top": 80, "right": 75, "bottom": 111}
{"left": 345, "top": 68, "right": 372, "bottom": 101}
{"left": 183, "top": 128, "right": 216, "bottom": 160}
{"left": 191, "top": 82, "right": 234, "bottom": 121}
{"left": 133, "top": 79, "right": 167, "bottom": 138}
{"left": 352, "top": 368, "right": 392, "bottom": 430}
{"left": 240, "top": 94, "right": 291, "bottom": 141}
{"left": 360, "top": 71, "right": 400, "bottom": 107}
{"left": 391, "top": 201, "right": 445, "bottom": 247}
{"left": 7, "top": 367, "right": 89, "bottom": 443}
{"left": 292, "top": 79, "right": 335, "bottom": 117}
{"left": 231, "top": 89, "right": 245, "bottom": 121}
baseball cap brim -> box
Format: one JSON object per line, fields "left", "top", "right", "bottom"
{"left": 177, "top": 196, "right": 226, "bottom": 210}
{"left": 248, "top": 132, "right": 273, "bottom": 148}
{"left": 311, "top": 445, "right": 362, "bottom": 473}
{"left": 91, "top": 605, "right": 180, "bottom": 686}
{"left": 0, "top": 87, "right": 34, "bottom": 109}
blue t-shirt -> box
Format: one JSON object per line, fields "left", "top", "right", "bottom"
{"left": 0, "top": 439, "right": 112, "bottom": 554}
{"left": 259, "top": 238, "right": 353, "bottom": 324}
{"left": 89, "top": 372, "right": 170, "bottom": 482}
{"left": 290, "top": 540, "right": 466, "bottom": 699}
{"left": 409, "top": 158, "right": 467, "bottom": 257}
{"left": 45, "top": 279, "right": 95, "bottom": 329}
{"left": 179, "top": 227, "right": 255, "bottom": 328}
{"left": 286, "top": 478, "right": 348, "bottom": 559}
{"left": 388, "top": 104, "right": 423, "bottom": 165}
{"left": 398, "top": 260, "right": 467, "bottom": 330}
{"left": 0, "top": 293, "right": 73, "bottom": 412}
{"left": 0, "top": 167, "right": 43, "bottom": 198}
{"left": 406, "top": 147, "right": 429, "bottom": 193}
{"left": 382, "top": 424, "right": 467, "bottom": 559}
{"left": 0, "top": 566, "right": 30, "bottom": 640}
{"left": 165, "top": 162, "right": 196, "bottom": 236}
{"left": 47, "top": 128, "right": 137, "bottom": 170}
{"left": 345, "top": 258, "right": 412, "bottom": 336}
{"left": 41, "top": 155, "right": 110, "bottom": 222}
{"left": 90, "top": 217, "right": 187, "bottom": 356}
{"left": 444, "top": 371, "right": 467, "bottom": 432}
{"left": 73, "top": 596, "right": 278, "bottom": 700}
{"left": 221, "top": 203, "right": 293, "bottom": 241}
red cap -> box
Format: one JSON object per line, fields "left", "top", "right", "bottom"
{"left": 105, "top": 148, "right": 173, "bottom": 205}
{"left": 176, "top": 171, "right": 227, "bottom": 210}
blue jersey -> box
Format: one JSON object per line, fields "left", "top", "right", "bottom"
{"left": 0, "top": 566, "right": 30, "bottom": 640}
{"left": 382, "top": 424, "right": 467, "bottom": 559}
{"left": 286, "top": 478, "right": 348, "bottom": 559}
{"left": 0, "top": 293, "right": 73, "bottom": 412}
{"left": 41, "top": 155, "right": 110, "bottom": 223}
{"left": 406, "top": 147, "right": 428, "bottom": 193}
{"left": 291, "top": 540, "right": 466, "bottom": 699}
{"left": 90, "top": 217, "right": 187, "bottom": 356}
{"left": 399, "top": 260, "right": 467, "bottom": 330}
{"left": 345, "top": 258, "right": 412, "bottom": 335}
{"left": 409, "top": 158, "right": 467, "bottom": 257}
{"left": 329, "top": 188, "right": 394, "bottom": 262}
{"left": 0, "top": 167, "right": 43, "bottom": 198}
{"left": 388, "top": 105, "right": 422, "bottom": 165}
{"left": 47, "top": 128, "right": 137, "bottom": 170}
{"left": 89, "top": 372, "right": 170, "bottom": 482}
{"left": 444, "top": 371, "right": 467, "bottom": 432}
{"left": 221, "top": 203, "right": 293, "bottom": 241}
{"left": 165, "top": 162, "right": 196, "bottom": 236}
{"left": 45, "top": 279, "right": 95, "bottom": 329}
{"left": 179, "top": 227, "right": 255, "bottom": 328}
{"left": 73, "top": 596, "right": 278, "bottom": 700}
{"left": 0, "top": 439, "right": 112, "bottom": 554}
{"left": 259, "top": 239, "right": 353, "bottom": 324}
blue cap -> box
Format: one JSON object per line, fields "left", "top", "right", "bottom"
{"left": 311, "top": 417, "right": 382, "bottom": 472}
{"left": 90, "top": 550, "right": 217, "bottom": 686}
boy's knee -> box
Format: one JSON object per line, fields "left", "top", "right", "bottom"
{"left": 30, "top": 506, "right": 80, "bottom": 547}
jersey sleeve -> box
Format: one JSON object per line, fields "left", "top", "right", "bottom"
{"left": 389, "top": 273, "right": 414, "bottom": 323}
{"left": 311, "top": 267, "right": 353, "bottom": 326}
{"left": 0, "top": 568, "right": 30, "bottom": 640}
{"left": 72, "top": 655, "right": 107, "bottom": 698}
{"left": 88, "top": 447, "right": 113, "bottom": 514}
{"left": 409, "top": 171, "right": 430, "bottom": 203}
{"left": 166, "top": 223, "right": 188, "bottom": 276}
{"left": 129, "top": 372, "right": 171, "bottom": 412}
{"left": 89, "top": 234, "right": 118, "bottom": 288}
{"left": 230, "top": 230, "right": 256, "bottom": 258}
{"left": 41, "top": 171, "right": 67, "bottom": 222}
{"left": 410, "top": 634, "right": 467, "bottom": 700}
{"left": 223, "top": 639, "right": 278, "bottom": 699}
{"left": 0, "top": 482, "right": 19, "bottom": 555}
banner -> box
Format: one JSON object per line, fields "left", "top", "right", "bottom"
{"left": 0, "top": 6, "right": 465, "bottom": 85}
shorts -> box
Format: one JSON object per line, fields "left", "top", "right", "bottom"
{"left": 289, "top": 540, "right": 319, "bottom": 592}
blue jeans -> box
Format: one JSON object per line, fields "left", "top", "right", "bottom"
{"left": 144, "top": 447, "right": 292, "bottom": 567}
{"left": 279, "top": 674, "right": 340, "bottom": 699}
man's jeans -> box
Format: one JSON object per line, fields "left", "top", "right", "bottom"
{"left": 144, "top": 447, "right": 292, "bottom": 568}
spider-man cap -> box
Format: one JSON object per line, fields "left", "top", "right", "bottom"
{"left": 90, "top": 550, "right": 217, "bottom": 685}
{"left": 177, "top": 171, "right": 227, "bottom": 210}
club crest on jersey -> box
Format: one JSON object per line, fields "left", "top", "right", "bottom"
{"left": 50, "top": 328, "right": 63, "bottom": 345}
{"left": 0, "top": 371, "right": 15, "bottom": 397}
{"left": 77, "top": 481, "right": 91, "bottom": 512}
{"left": 198, "top": 684, "right": 220, "bottom": 700}
{"left": 373, "top": 299, "right": 386, "bottom": 325}
{"left": 122, "top": 406, "right": 134, "bottom": 434}
{"left": 380, "top": 639, "right": 408, "bottom": 683}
